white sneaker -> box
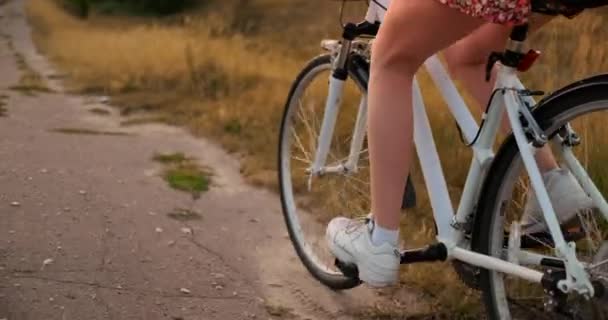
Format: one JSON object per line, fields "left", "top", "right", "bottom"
{"left": 522, "top": 168, "right": 593, "bottom": 234}
{"left": 326, "top": 217, "right": 400, "bottom": 287}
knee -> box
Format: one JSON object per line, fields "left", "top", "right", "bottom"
{"left": 444, "top": 42, "right": 489, "bottom": 75}
{"left": 371, "top": 38, "right": 427, "bottom": 77}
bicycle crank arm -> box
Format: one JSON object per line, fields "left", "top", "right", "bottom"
{"left": 335, "top": 243, "right": 450, "bottom": 281}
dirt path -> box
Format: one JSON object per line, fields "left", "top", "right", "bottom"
{"left": 0, "top": 1, "right": 429, "bottom": 320}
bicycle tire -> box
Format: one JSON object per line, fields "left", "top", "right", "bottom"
{"left": 278, "top": 54, "right": 366, "bottom": 290}
{"left": 472, "top": 74, "right": 608, "bottom": 319}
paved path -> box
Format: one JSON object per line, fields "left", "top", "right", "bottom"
{"left": 0, "top": 1, "right": 426, "bottom": 319}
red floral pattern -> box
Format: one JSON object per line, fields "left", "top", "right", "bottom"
{"left": 437, "top": 0, "right": 531, "bottom": 25}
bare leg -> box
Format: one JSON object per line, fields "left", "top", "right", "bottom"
{"left": 443, "top": 16, "right": 559, "bottom": 172}
{"left": 369, "top": 0, "right": 484, "bottom": 230}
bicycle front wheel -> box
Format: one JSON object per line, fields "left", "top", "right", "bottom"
{"left": 474, "top": 77, "right": 608, "bottom": 319}
{"left": 278, "top": 54, "right": 369, "bottom": 290}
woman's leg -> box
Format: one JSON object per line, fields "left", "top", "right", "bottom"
{"left": 443, "top": 15, "right": 559, "bottom": 172}
{"left": 368, "top": 0, "right": 484, "bottom": 231}
{"left": 443, "top": 16, "right": 593, "bottom": 230}
{"left": 327, "top": 0, "right": 485, "bottom": 287}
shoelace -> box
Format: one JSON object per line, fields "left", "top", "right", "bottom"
{"left": 344, "top": 215, "right": 372, "bottom": 235}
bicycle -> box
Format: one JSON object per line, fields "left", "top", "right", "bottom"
{"left": 278, "top": 0, "right": 608, "bottom": 318}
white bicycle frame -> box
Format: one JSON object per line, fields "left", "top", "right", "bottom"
{"left": 309, "top": 0, "right": 608, "bottom": 297}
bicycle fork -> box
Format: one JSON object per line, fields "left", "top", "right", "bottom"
{"left": 311, "top": 40, "right": 359, "bottom": 178}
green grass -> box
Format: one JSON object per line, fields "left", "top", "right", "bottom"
{"left": 153, "top": 152, "right": 211, "bottom": 197}
{"left": 165, "top": 166, "right": 209, "bottom": 194}
{"left": 27, "top": 0, "right": 608, "bottom": 317}
{"left": 223, "top": 118, "right": 242, "bottom": 135}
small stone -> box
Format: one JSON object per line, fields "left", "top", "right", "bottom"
{"left": 167, "top": 240, "right": 176, "bottom": 247}
{"left": 8, "top": 230, "right": 15, "bottom": 234}
{"left": 10, "top": 201, "right": 20, "bottom": 207}
{"left": 79, "top": 190, "right": 87, "bottom": 195}
{"left": 180, "top": 227, "right": 192, "bottom": 235}
{"left": 212, "top": 273, "right": 225, "bottom": 279}
{"left": 63, "top": 207, "right": 71, "bottom": 212}
{"left": 40, "top": 168, "right": 48, "bottom": 174}
{"left": 148, "top": 211, "right": 157, "bottom": 216}
{"left": 42, "top": 258, "right": 54, "bottom": 267}
{"left": 155, "top": 227, "right": 163, "bottom": 233}
{"left": 14, "top": 283, "right": 20, "bottom": 287}
{"left": 214, "top": 285, "right": 224, "bottom": 290}
{"left": 249, "top": 218, "right": 260, "bottom": 223}
{"left": 27, "top": 177, "right": 33, "bottom": 181}
{"left": 116, "top": 284, "right": 123, "bottom": 289}
{"left": 179, "top": 288, "right": 191, "bottom": 294}
{"left": 232, "top": 291, "right": 238, "bottom": 296}
{"left": 49, "top": 297, "right": 54, "bottom": 302}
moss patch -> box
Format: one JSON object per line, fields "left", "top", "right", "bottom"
{"left": 153, "top": 152, "right": 212, "bottom": 197}
{"left": 165, "top": 165, "right": 209, "bottom": 194}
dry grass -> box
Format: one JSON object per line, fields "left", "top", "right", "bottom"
{"left": 26, "top": 0, "right": 608, "bottom": 316}
{"left": 7, "top": 40, "right": 51, "bottom": 95}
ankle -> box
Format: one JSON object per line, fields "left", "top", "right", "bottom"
{"left": 371, "top": 221, "right": 399, "bottom": 247}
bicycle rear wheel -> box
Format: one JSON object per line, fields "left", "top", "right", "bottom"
{"left": 278, "top": 54, "right": 369, "bottom": 290}
{"left": 473, "top": 77, "right": 608, "bottom": 319}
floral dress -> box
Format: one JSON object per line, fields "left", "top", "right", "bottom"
{"left": 437, "top": 0, "right": 532, "bottom": 25}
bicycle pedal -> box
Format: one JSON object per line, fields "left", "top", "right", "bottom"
{"left": 335, "top": 259, "right": 359, "bottom": 280}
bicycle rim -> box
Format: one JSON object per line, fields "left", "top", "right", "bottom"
{"left": 278, "top": 54, "right": 369, "bottom": 289}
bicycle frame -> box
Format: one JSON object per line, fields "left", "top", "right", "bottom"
{"left": 310, "top": 17, "right": 608, "bottom": 296}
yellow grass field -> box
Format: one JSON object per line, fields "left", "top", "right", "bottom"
{"left": 26, "top": 0, "right": 608, "bottom": 317}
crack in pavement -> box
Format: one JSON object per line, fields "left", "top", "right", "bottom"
{"left": 183, "top": 222, "right": 246, "bottom": 282}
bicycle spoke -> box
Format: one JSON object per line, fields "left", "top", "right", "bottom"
{"left": 296, "top": 99, "right": 318, "bottom": 158}
{"left": 291, "top": 127, "right": 312, "bottom": 162}
{"left": 291, "top": 155, "right": 311, "bottom": 165}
